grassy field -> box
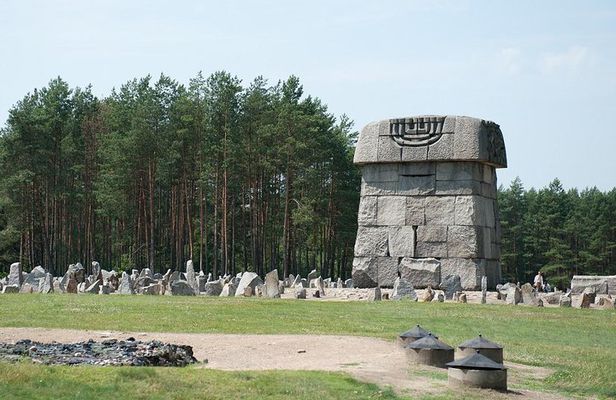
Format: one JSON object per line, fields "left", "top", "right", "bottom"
{"left": 0, "top": 294, "right": 615, "bottom": 399}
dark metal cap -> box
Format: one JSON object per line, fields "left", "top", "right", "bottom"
{"left": 447, "top": 350, "right": 506, "bottom": 370}
{"left": 458, "top": 334, "right": 503, "bottom": 350}
{"left": 405, "top": 333, "right": 452, "bottom": 350}
{"left": 399, "top": 325, "right": 435, "bottom": 340}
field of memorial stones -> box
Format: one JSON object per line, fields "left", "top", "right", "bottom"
{"left": 1, "top": 262, "right": 615, "bottom": 399}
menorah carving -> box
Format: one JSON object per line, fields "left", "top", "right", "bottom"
{"left": 389, "top": 116, "right": 446, "bottom": 147}
{"left": 352, "top": 115, "right": 507, "bottom": 290}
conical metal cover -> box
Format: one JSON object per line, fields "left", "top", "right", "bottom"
{"left": 446, "top": 351, "right": 505, "bottom": 370}
{"left": 458, "top": 334, "right": 503, "bottom": 350}
{"left": 399, "top": 325, "right": 434, "bottom": 339}
{"left": 406, "top": 333, "right": 452, "bottom": 350}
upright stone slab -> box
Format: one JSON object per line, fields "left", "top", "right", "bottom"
{"left": 8, "top": 262, "right": 23, "bottom": 287}
{"left": 118, "top": 272, "right": 134, "bottom": 295}
{"left": 185, "top": 260, "right": 198, "bottom": 295}
{"left": 352, "top": 116, "right": 506, "bottom": 289}
{"left": 264, "top": 269, "right": 281, "bottom": 298}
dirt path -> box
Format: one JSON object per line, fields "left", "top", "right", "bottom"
{"left": 0, "top": 327, "right": 571, "bottom": 399}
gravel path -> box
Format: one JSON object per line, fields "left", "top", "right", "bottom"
{"left": 0, "top": 327, "right": 569, "bottom": 399}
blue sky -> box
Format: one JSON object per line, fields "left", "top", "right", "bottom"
{"left": 1, "top": 0, "right": 615, "bottom": 190}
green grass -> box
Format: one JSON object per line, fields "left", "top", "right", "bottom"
{"left": 1, "top": 294, "right": 615, "bottom": 399}
{"left": 0, "top": 362, "right": 404, "bottom": 400}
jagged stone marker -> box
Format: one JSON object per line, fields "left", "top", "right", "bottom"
{"left": 352, "top": 116, "right": 507, "bottom": 289}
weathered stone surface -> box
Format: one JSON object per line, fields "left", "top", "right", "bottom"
{"left": 203, "top": 280, "right": 223, "bottom": 296}
{"left": 440, "top": 275, "right": 463, "bottom": 300}
{"left": 415, "top": 241, "right": 448, "bottom": 258}
{"left": 580, "top": 291, "right": 596, "bottom": 308}
{"left": 315, "top": 276, "right": 326, "bottom": 297}
{"left": 427, "top": 131, "right": 454, "bottom": 160}
{"left": 220, "top": 282, "right": 237, "bottom": 297}
{"left": 447, "top": 225, "right": 482, "bottom": 258}
{"left": 84, "top": 279, "right": 101, "bottom": 294}
{"left": 520, "top": 283, "right": 535, "bottom": 304}
{"left": 118, "top": 272, "right": 134, "bottom": 295}
{"left": 264, "top": 269, "right": 281, "bottom": 298}
{"left": 399, "top": 258, "right": 440, "bottom": 289}
{"left": 19, "top": 283, "right": 34, "bottom": 293}
{"left": 357, "top": 196, "right": 378, "bottom": 226}
{"left": 353, "top": 116, "right": 505, "bottom": 293}
{"left": 234, "top": 272, "right": 264, "bottom": 297}
{"left": 424, "top": 196, "right": 455, "bottom": 226}
{"left": 354, "top": 226, "right": 389, "bottom": 257}
{"left": 170, "top": 280, "right": 196, "bottom": 296}
{"left": 2, "top": 285, "right": 19, "bottom": 294}
{"left": 391, "top": 277, "right": 417, "bottom": 300}
{"left": 8, "top": 262, "right": 23, "bottom": 287}
{"left": 388, "top": 226, "right": 415, "bottom": 257}
{"left": 440, "top": 258, "right": 484, "bottom": 290}
{"left": 91, "top": 261, "right": 102, "bottom": 282}
{"left": 344, "top": 278, "right": 353, "bottom": 289}
{"left": 376, "top": 196, "right": 406, "bottom": 226}
{"left": 419, "top": 287, "right": 435, "bottom": 302}
{"left": 570, "top": 275, "right": 612, "bottom": 295}
{"left": 23, "top": 270, "right": 44, "bottom": 292}
{"left": 506, "top": 286, "right": 522, "bottom": 305}
{"left": 29, "top": 266, "right": 46, "bottom": 279}
{"left": 406, "top": 197, "right": 426, "bottom": 225}
{"left": 398, "top": 175, "right": 435, "bottom": 195}
{"left": 40, "top": 273, "right": 53, "bottom": 294}
{"left": 351, "top": 256, "right": 398, "bottom": 288}
{"left": 436, "top": 162, "right": 484, "bottom": 182}
{"left": 140, "top": 281, "right": 161, "bottom": 295}
{"left": 598, "top": 297, "right": 615, "bottom": 309}
{"left": 416, "top": 225, "right": 447, "bottom": 242}
{"left": 354, "top": 116, "right": 506, "bottom": 166}
{"left": 541, "top": 291, "right": 562, "bottom": 305}
{"left": 458, "top": 292, "right": 467, "bottom": 303}
{"left": 353, "top": 121, "right": 379, "bottom": 163}
{"left": 481, "top": 274, "right": 487, "bottom": 291}
{"left": 185, "top": 260, "right": 198, "bottom": 295}
{"left": 454, "top": 195, "right": 488, "bottom": 226}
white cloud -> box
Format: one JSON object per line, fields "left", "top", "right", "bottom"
{"left": 539, "top": 46, "right": 592, "bottom": 74}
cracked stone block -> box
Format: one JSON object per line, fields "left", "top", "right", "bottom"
{"left": 352, "top": 256, "right": 399, "bottom": 288}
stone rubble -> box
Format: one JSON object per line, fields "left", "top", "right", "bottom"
{"left": 0, "top": 339, "right": 197, "bottom": 367}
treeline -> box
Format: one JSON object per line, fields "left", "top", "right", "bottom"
{"left": 499, "top": 178, "right": 616, "bottom": 288}
{"left": 1, "top": 75, "right": 615, "bottom": 285}
{"left": 0, "top": 74, "right": 360, "bottom": 278}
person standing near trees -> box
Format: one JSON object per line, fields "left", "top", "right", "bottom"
{"left": 533, "top": 271, "right": 544, "bottom": 292}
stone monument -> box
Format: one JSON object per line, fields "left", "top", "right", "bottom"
{"left": 352, "top": 115, "right": 506, "bottom": 289}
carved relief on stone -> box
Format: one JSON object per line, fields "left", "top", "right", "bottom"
{"left": 389, "top": 116, "right": 445, "bottom": 147}
{"left": 482, "top": 120, "right": 507, "bottom": 167}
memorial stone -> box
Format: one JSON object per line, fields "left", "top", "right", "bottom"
{"left": 352, "top": 116, "right": 506, "bottom": 289}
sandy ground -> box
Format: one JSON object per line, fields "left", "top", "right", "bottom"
{"left": 0, "top": 327, "right": 575, "bottom": 399}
